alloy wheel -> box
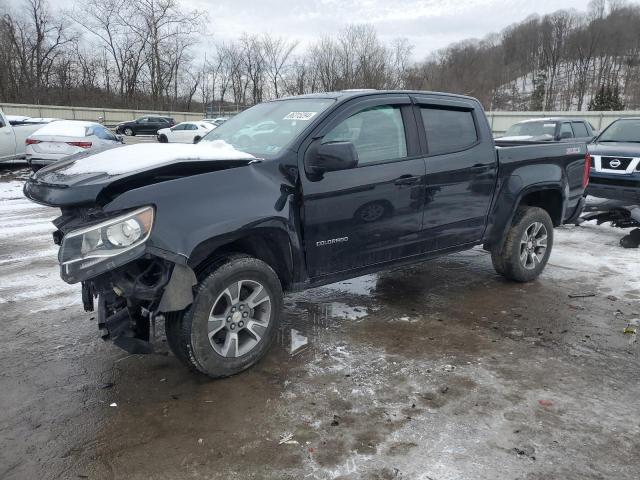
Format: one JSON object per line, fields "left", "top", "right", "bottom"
{"left": 207, "top": 280, "right": 272, "bottom": 357}
{"left": 519, "top": 222, "right": 548, "bottom": 270}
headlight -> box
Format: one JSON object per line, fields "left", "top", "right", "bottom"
{"left": 59, "top": 206, "right": 154, "bottom": 282}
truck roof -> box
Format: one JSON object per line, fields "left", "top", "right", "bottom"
{"left": 277, "top": 89, "right": 480, "bottom": 104}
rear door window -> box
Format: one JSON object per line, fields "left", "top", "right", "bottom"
{"left": 572, "top": 122, "right": 589, "bottom": 137}
{"left": 420, "top": 107, "right": 478, "bottom": 155}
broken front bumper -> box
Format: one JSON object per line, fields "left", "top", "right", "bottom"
{"left": 88, "top": 257, "right": 197, "bottom": 354}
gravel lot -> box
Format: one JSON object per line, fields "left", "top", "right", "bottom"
{"left": 1, "top": 161, "right": 639, "bottom": 480}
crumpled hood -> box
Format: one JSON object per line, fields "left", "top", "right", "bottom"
{"left": 588, "top": 142, "right": 640, "bottom": 157}
{"left": 24, "top": 141, "right": 258, "bottom": 207}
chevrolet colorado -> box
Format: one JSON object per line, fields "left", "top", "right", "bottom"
{"left": 24, "top": 90, "right": 590, "bottom": 378}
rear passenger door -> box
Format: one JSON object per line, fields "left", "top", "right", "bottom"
{"left": 412, "top": 95, "right": 497, "bottom": 250}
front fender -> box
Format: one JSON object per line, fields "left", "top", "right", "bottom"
{"left": 102, "top": 160, "right": 304, "bottom": 283}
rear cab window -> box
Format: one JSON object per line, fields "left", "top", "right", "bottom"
{"left": 419, "top": 107, "right": 478, "bottom": 155}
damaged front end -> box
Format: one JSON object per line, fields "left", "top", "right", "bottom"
{"left": 53, "top": 205, "right": 196, "bottom": 354}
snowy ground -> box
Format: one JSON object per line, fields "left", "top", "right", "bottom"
{"left": 1, "top": 165, "right": 639, "bottom": 480}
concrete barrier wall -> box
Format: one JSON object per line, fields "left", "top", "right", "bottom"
{"left": 2, "top": 102, "right": 639, "bottom": 133}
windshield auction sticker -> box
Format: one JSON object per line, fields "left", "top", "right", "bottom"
{"left": 284, "top": 112, "right": 317, "bottom": 121}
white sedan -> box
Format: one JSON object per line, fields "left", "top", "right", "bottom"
{"left": 157, "top": 122, "right": 214, "bottom": 144}
{"left": 25, "top": 121, "right": 122, "bottom": 171}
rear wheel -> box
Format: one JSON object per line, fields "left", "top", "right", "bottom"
{"left": 491, "top": 207, "right": 554, "bottom": 282}
{"left": 165, "top": 255, "right": 282, "bottom": 378}
{"left": 193, "top": 136, "right": 201, "bottom": 144}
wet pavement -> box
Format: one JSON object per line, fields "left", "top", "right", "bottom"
{"left": 1, "top": 164, "right": 639, "bottom": 480}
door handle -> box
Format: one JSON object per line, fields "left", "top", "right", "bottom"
{"left": 469, "top": 164, "right": 490, "bottom": 172}
{"left": 394, "top": 175, "right": 420, "bottom": 186}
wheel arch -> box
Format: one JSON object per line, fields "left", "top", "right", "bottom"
{"left": 485, "top": 183, "right": 565, "bottom": 252}
{"left": 187, "top": 227, "right": 296, "bottom": 290}
{"left": 518, "top": 187, "right": 564, "bottom": 226}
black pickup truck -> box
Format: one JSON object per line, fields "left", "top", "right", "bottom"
{"left": 24, "top": 90, "right": 590, "bottom": 378}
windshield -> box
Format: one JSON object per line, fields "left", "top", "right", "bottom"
{"left": 505, "top": 121, "right": 556, "bottom": 137}
{"left": 200, "top": 98, "right": 335, "bottom": 157}
{"left": 597, "top": 119, "right": 640, "bottom": 143}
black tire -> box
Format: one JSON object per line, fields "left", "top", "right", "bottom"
{"left": 491, "top": 207, "right": 554, "bottom": 282}
{"left": 165, "top": 255, "right": 282, "bottom": 378}
{"left": 158, "top": 134, "right": 168, "bottom": 143}
{"left": 193, "top": 136, "right": 201, "bottom": 144}
{"left": 124, "top": 127, "right": 134, "bottom": 136}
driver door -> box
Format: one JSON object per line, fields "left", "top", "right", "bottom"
{"left": 300, "top": 95, "right": 426, "bottom": 278}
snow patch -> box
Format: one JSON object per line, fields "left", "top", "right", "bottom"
{"left": 325, "top": 274, "right": 378, "bottom": 296}
{"left": 30, "top": 120, "right": 99, "bottom": 138}
{"left": 61, "top": 140, "right": 256, "bottom": 176}
{"left": 327, "top": 302, "right": 369, "bottom": 321}
{"left": 0, "top": 181, "right": 26, "bottom": 201}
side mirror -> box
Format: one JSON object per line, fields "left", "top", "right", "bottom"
{"left": 305, "top": 141, "right": 358, "bottom": 177}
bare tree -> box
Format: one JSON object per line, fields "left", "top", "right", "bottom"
{"left": 262, "top": 34, "right": 298, "bottom": 98}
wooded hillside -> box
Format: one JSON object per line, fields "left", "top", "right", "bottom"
{"left": 1, "top": 0, "right": 638, "bottom": 112}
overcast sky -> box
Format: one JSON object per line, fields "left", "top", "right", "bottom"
{"left": 190, "top": 0, "right": 591, "bottom": 58}
{"left": 6, "top": 0, "right": 599, "bottom": 59}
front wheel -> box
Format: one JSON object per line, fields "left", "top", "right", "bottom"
{"left": 491, "top": 207, "right": 554, "bottom": 282}
{"left": 165, "top": 255, "right": 282, "bottom": 378}
{"left": 123, "top": 127, "right": 134, "bottom": 136}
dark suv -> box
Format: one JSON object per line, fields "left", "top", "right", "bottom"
{"left": 115, "top": 116, "right": 175, "bottom": 136}
{"left": 587, "top": 118, "right": 640, "bottom": 203}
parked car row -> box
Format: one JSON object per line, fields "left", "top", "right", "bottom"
{"left": 1, "top": 109, "right": 232, "bottom": 170}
